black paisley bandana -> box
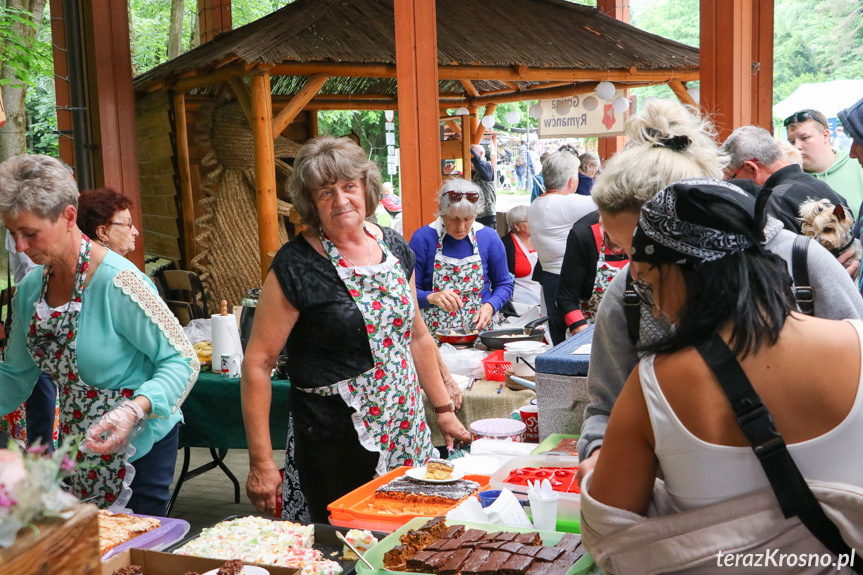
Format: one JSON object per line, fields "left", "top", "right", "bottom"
{"left": 631, "top": 178, "right": 757, "bottom": 265}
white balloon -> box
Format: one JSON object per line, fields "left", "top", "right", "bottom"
{"left": 582, "top": 96, "right": 599, "bottom": 112}
{"left": 596, "top": 81, "right": 616, "bottom": 101}
{"left": 455, "top": 107, "right": 470, "bottom": 116}
{"left": 506, "top": 110, "right": 521, "bottom": 124}
{"left": 481, "top": 115, "right": 496, "bottom": 129}
{"left": 529, "top": 104, "right": 544, "bottom": 119}
{"left": 612, "top": 96, "right": 630, "bottom": 113}
{"left": 687, "top": 87, "right": 701, "bottom": 105}
{"left": 555, "top": 99, "right": 572, "bottom": 116}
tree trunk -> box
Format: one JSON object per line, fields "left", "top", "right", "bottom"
{"left": 189, "top": 2, "right": 200, "bottom": 51}
{"left": 128, "top": 0, "right": 140, "bottom": 76}
{"left": 0, "top": 0, "right": 47, "bottom": 161}
{"left": 168, "top": 0, "right": 184, "bottom": 60}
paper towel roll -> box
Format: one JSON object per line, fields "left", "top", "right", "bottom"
{"left": 211, "top": 314, "right": 243, "bottom": 369}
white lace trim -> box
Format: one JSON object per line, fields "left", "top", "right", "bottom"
{"left": 112, "top": 269, "right": 200, "bottom": 417}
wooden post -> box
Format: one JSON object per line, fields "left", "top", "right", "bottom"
{"left": 394, "top": 0, "right": 441, "bottom": 238}
{"left": 596, "top": 0, "right": 630, "bottom": 161}
{"left": 700, "top": 0, "right": 753, "bottom": 141}
{"left": 668, "top": 81, "right": 697, "bottom": 107}
{"left": 173, "top": 93, "right": 197, "bottom": 268}
{"left": 198, "top": 0, "right": 232, "bottom": 44}
{"left": 229, "top": 77, "right": 254, "bottom": 127}
{"left": 461, "top": 113, "right": 472, "bottom": 181}
{"left": 751, "top": 0, "right": 774, "bottom": 132}
{"left": 308, "top": 110, "right": 319, "bottom": 138}
{"left": 249, "top": 72, "right": 280, "bottom": 282}
{"left": 86, "top": 0, "right": 144, "bottom": 270}
{"left": 49, "top": 0, "right": 74, "bottom": 169}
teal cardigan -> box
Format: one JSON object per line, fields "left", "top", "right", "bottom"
{"left": 0, "top": 250, "right": 198, "bottom": 462}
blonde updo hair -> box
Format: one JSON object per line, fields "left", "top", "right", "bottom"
{"left": 592, "top": 99, "right": 728, "bottom": 214}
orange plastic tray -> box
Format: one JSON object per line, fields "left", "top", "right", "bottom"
{"left": 327, "top": 466, "right": 490, "bottom": 533}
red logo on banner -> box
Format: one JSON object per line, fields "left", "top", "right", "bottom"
{"left": 602, "top": 104, "right": 616, "bottom": 131}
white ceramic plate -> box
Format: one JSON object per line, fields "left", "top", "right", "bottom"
{"left": 405, "top": 466, "right": 465, "bottom": 483}
{"left": 202, "top": 565, "right": 269, "bottom": 575}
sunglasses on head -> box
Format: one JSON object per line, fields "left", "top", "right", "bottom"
{"left": 784, "top": 111, "right": 826, "bottom": 129}
{"left": 445, "top": 191, "right": 480, "bottom": 203}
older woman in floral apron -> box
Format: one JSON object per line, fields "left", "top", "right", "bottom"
{"left": 557, "top": 211, "right": 630, "bottom": 336}
{"left": 242, "top": 137, "right": 470, "bottom": 522}
{"left": 0, "top": 155, "right": 198, "bottom": 515}
{"left": 410, "top": 179, "right": 513, "bottom": 335}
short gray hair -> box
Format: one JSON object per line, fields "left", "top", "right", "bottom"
{"left": 288, "top": 136, "right": 381, "bottom": 228}
{"left": 579, "top": 152, "right": 600, "bottom": 172}
{"left": 0, "top": 154, "right": 79, "bottom": 221}
{"left": 437, "top": 178, "right": 481, "bottom": 219}
{"left": 722, "top": 126, "right": 783, "bottom": 171}
{"left": 506, "top": 205, "right": 529, "bottom": 232}
{"left": 542, "top": 150, "right": 581, "bottom": 190}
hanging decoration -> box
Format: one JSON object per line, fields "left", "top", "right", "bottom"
{"left": 687, "top": 87, "right": 701, "bottom": 105}
{"left": 529, "top": 104, "right": 544, "bottom": 119}
{"left": 582, "top": 96, "right": 599, "bottom": 112}
{"left": 505, "top": 110, "right": 521, "bottom": 124}
{"left": 612, "top": 97, "right": 630, "bottom": 113}
{"left": 554, "top": 99, "right": 572, "bottom": 116}
{"left": 481, "top": 115, "right": 496, "bottom": 129}
{"left": 455, "top": 107, "right": 470, "bottom": 116}
{"left": 596, "top": 81, "right": 616, "bottom": 101}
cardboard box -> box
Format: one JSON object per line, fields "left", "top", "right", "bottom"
{"left": 102, "top": 549, "right": 300, "bottom": 575}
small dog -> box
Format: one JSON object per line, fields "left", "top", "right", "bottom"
{"left": 798, "top": 198, "right": 862, "bottom": 261}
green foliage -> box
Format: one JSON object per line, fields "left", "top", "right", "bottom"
{"left": 318, "top": 110, "right": 401, "bottom": 189}
{"left": 0, "top": 6, "right": 51, "bottom": 87}
{"left": 24, "top": 7, "right": 57, "bottom": 156}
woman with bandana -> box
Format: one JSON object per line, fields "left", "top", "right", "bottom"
{"left": 0, "top": 155, "right": 198, "bottom": 515}
{"left": 581, "top": 179, "right": 863, "bottom": 571}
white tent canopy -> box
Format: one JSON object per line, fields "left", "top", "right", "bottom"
{"left": 773, "top": 79, "right": 863, "bottom": 120}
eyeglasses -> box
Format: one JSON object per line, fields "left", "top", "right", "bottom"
{"left": 109, "top": 221, "right": 134, "bottom": 229}
{"left": 729, "top": 161, "right": 754, "bottom": 179}
{"left": 632, "top": 279, "right": 655, "bottom": 307}
{"left": 445, "top": 191, "right": 480, "bottom": 203}
{"left": 783, "top": 111, "right": 826, "bottom": 129}
{"left": 559, "top": 145, "right": 579, "bottom": 156}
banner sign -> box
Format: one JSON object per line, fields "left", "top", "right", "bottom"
{"left": 537, "top": 91, "right": 627, "bottom": 139}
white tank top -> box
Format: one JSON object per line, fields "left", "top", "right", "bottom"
{"left": 640, "top": 319, "right": 863, "bottom": 511}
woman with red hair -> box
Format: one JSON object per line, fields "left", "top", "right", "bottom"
{"left": 77, "top": 188, "right": 139, "bottom": 257}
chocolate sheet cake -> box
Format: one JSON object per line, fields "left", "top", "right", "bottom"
{"left": 439, "top": 548, "right": 471, "bottom": 575}
{"left": 501, "top": 553, "right": 534, "bottom": 575}
{"left": 553, "top": 532, "right": 582, "bottom": 552}
{"left": 406, "top": 550, "right": 437, "bottom": 571}
{"left": 376, "top": 477, "right": 480, "bottom": 504}
{"left": 516, "top": 545, "right": 543, "bottom": 557}
{"left": 441, "top": 525, "right": 466, "bottom": 539}
{"left": 535, "top": 546, "right": 565, "bottom": 562}
{"left": 478, "top": 550, "right": 512, "bottom": 574}
{"left": 460, "top": 549, "right": 491, "bottom": 575}
{"left": 514, "top": 532, "right": 542, "bottom": 545}
{"left": 499, "top": 542, "right": 524, "bottom": 554}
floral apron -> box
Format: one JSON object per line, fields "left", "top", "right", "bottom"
{"left": 26, "top": 236, "right": 135, "bottom": 509}
{"left": 298, "top": 226, "right": 435, "bottom": 476}
{"left": 580, "top": 225, "right": 623, "bottom": 323}
{"left": 420, "top": 221, "right": 485, "bottom": 334}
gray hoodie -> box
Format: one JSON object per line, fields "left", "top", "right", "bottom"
{"left": 577, "top": 216, "right": 863, "bottom": 460}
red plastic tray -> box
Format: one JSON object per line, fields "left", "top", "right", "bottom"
{"left": 327, "top": 466, "right": 490, "bottom": 533}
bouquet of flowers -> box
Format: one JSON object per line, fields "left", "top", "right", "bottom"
{"left": 0, "top": 437, "right": 80, "bottom": 547}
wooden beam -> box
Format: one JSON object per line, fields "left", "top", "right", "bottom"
{"left": 49, "top": 0, "right": 73, "bottom": 169}
{"left": 473, "top": 103, "right": 496, "bottom": 145}
{"left": 303, "top": 99, "right": 399, "bottom": 111}
{"left": 198, "top": 0, "right": 232, "bottom": 45}
{"left": 141, "top": 61, "right": 700, "bottom": 94}
{"left": 701, "top": 0, "right": 753, "bottom": 140}
{"left": 501, "top": 81, "right": 520, "bottom": 91}
{"left": 229, "top": 77, "right": 254, "bottom": 126}
{"left": 751, "top": 0, "right": 774, "bottom": 131}
{"left": 272, "top": 74, "right": 329, "bottom": 134}
{"left": 461, "top": 80, "right": 480, "bottom": 98}
{"left": 467, "top": 81, "right": 652, "bottom": 106}
{"left": 461, "top": 114, "right": 471, "bottom": 181}
{"left": 444, "top": 119, "right": 461, "bottom": 134}
{"left": 308, "top": 110, "right": 319, "bottom": 138}
{"left": 173, "top": 92, "right": 197, "bottom": 267}
{"left": 395, "top": 0, "right": 441, "bottom": 238}
{"left": 668, "top": 81, "right": 696, "bottom": 107}
{"left": 249, "top": 72, "right": 280, "bottom": 282}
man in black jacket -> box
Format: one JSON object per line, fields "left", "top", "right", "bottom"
{"left": 723, "top": 125, "right": 859, "bottom": 279}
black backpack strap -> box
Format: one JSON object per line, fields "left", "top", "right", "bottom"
{"left": 623, "top": 272, "right": 640, "bottom": 344}
{"left": 792, "top": 235, "right": 814, "bottom": 316}
{"left": 696, "top": 334, "right": 861, "bottom": 569}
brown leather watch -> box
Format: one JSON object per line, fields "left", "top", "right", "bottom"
{"left": 434, "top": 399, "right": 455, "bottom": 414}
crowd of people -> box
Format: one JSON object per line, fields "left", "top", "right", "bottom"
{"left": 3, "top": 91, "right": 863, "bottom": 568}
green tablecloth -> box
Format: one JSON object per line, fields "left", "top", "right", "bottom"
{"left": 179, "top": 368, "right": 292, "bottom": 450}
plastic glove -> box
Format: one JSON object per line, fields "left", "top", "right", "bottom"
{"left": 83, "top": 399, "right": 147, "bottom": 455}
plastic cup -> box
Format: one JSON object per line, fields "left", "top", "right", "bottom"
{"left": 478, "top": 490, "right": 502, "bottom": 508}
{"left": 528, "top": 491, "right": 559, "bottom": 531}
{"left": 520, "top": 404, "right": 539, "bottom": 442}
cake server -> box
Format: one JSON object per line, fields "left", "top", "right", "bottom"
{"left": 336, "top": 530, "right": 379, "bottom": 571}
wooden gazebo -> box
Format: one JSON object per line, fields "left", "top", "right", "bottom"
{"left": 132, "top": 0, "right": 698, "bottom": 299}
